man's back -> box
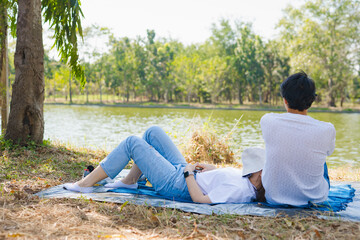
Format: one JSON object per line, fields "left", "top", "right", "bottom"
{"left": 261, "top": 112, "right": 335, "bottom": 205}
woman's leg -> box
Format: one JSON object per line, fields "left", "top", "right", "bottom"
{"left": 77, "top": 165, "right": 108, "bottom": 187}
{"left": 64, "top": 165, "right": 108, "bottom": 193}
{"left": 143, "top": 126, "right": 187, "bottom": 166}
{"left": 64, "top": 136, "right": 145, "bottom": 192}
{"left": 142, "top": 128, "right": 192, "bottom": 199}
{"left": 104, "top": 163, "right": 141, "bottom": 189}
{"left": 121, "top": 164, "right": 142, "bottom": 185}
{"left": 114, "top": 126, "right": 186, "bottom": 186}
{"left": 66, "top": 133, "right": 190, "bottom": 198}
{"left": 94, "top": 135, "right": 180, "bottom": 193}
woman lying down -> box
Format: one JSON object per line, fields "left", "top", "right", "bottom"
{"left": 64, "top": 126, "right": 266, "bottom": 204}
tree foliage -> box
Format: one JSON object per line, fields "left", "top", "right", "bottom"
{"left": 42, "top": 0, "right": 85, "bottom": 85}
{"left": 1, "top": 0, "right": 85, "bottom": 84}
{"left": 43, "top": 22, "right": 292, "bottom": 105}
{"left": 24, "top": 0, "right": 359, "bottom": 107}
{"left": 278, "top": 0, "right": 360, "bottom": 106}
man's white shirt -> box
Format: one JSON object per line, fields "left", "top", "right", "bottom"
{"left": 261, "top": 112, "right": 335, "bottom": 206}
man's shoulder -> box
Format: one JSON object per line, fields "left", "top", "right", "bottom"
{"left": 260, "top": 113, "right": 272, "bottom": 127}
{"left": 260, "top": 112, "right": 279, "bottom": 121}
{"left": 260, "top": 112, "right": 285, "bottom": 124}
{"left": 308, "top": 116, "right": 335, "bottom": 130}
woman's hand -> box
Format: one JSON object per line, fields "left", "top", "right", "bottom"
{"left": 194, "top": 163, "right": 217, "bottom": 172}
{"left": 184, "top": 164, "right": 212, "bottom": 204}
{"left": 184, "top": 164, "right": 196, "bottom": 173}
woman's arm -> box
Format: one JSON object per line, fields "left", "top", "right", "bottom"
{"left": 184, "top": 164, "right": 212, "bottom": 204}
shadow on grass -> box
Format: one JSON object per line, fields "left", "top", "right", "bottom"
{"left": 0, "top": 140, "right": 107, "bottom": 184}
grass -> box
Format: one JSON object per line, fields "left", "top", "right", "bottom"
{"left": 1, "top": 136, "right": 360, "bottom": 239}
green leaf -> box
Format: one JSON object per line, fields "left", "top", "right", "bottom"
{"left": 42, "top": 0, "right": 85, "bottom": 86}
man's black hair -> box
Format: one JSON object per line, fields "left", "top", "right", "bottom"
{"left": 280, "top": 71, "right": 316, "bottom": 111}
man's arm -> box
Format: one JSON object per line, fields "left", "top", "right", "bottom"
{"left": 184, "top": 164, "right": 211, "bottom": 204}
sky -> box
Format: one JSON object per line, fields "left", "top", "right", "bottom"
{"left": 79, "top": 0, "right": 304, "bottom": 45}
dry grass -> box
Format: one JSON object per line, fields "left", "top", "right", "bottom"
{"left": 1, "top": 188, "right": 360, "bottom": 239}
{"left": 181, "top": 116, "right": 241, "bottom": 165}
{"left": 1, "top": 136, "right": 360, "bottom": 239}
{"left": 2, "top": 184, "right": 360, "bottom": 239}
{"left": 183, "top": 128, "right": 236, "bottom": 165}
{"left": 329, "top": 166, "right": 360, "bottom": 182}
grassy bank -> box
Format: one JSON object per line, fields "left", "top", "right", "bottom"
{"left": 1, "top": 141, "right": 360, "bottom": 239}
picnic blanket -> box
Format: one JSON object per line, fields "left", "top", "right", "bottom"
{"left": 110, "top": 179, "right": 354, "bottom": 212}
{"left": 35, "top": 170, "right": 360, "bottom": 222}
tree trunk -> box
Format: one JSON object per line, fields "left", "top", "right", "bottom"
{"left": 164, "top": 88, "right": 168, "bottom": 103}
{"left": 86, "top": 83, "right": 89, "bottom": 103}
{"left": 340, "top": 88, "right": 345, "bottom": 107}
{"left": 5, "top": 0, "right": 44, "bottom": 145}
{"left": 264, "top": 75, "right": 272, "bottom": 104}
{"left": 0, "top": 3, "right": 9, "bottom": 134}
{"left": 238, "top": 82, "right": 243, "bottom": 104}
{"left": 69, "top": 72, "right": 72, "bottom": 103}
{"left": 99, "top": 76, "right": 102, "bottom": 103}
{"left": 327, "top": 78, "right": 336, "bottom": 107}
{"left": 133, "top": 87, "right": 136, "bottom": 101}
{"left": 258, "top": 86, "right": 262, "bottom": 104}
{"left": 187, "top": 90, "right": 191, "bottom": 103}
{"left": 53, "top": 79, "right": 56, "bottom": 102}
{"left": 227, "top": 89, "right": 232, "bottom": 104}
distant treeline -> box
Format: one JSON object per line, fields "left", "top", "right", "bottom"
{"left": 35, "top": 0, "right": 359, "bottom": 106}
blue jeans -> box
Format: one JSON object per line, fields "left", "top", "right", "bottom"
{"left": 324, "top": 162, "right": 330, "bottom": 189}
{"left": 100, "top": 126, "right": 192, "bottom": 201}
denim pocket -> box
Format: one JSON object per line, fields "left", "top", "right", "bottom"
{"left": 158, "top": 166, "right": 191, "bottom": 201}
{"left": 171, "top": 167, "right": 192, "bottom": 200}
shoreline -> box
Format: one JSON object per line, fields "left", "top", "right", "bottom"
{"left": 45, "top": 102, "right": 360, "bottom": 114}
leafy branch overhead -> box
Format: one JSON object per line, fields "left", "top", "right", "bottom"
{"left": 1, "top": 0, "right": 85, "bottom": 84}
{"left": 4, "top": 0, "right": 17, "bottom": 38}
{"left": 42, "top": 0, "right": 85, "bottom": 85}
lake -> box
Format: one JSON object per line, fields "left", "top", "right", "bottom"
{"left": 41, "top": 104, "right": 360, "bottom": 167}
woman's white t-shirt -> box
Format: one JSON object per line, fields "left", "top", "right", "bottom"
{"left": 195, "top": 168, "right": 256, "bottom": 204}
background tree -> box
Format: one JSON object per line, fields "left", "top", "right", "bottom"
{"left": 172, "top": 48, "right": 201, "bottom": 102}
{"left": 200, "top": 56, "right": 227, "bottom": 103}
{"left": 79, "top": 24, "right": 110, "bottom": 103}
{"left": 235, "top": 24, "right": 260, "bottom": 103}
{"left": 0, "top": 0, "right": 9, "bottom": 133}
{"left": 144, "top": 30, "right": 160, "bottom": 101}
{"left": 209, "top": 19, "right": 238, "bottom": 103}
{"left": 0, "top": 0, "right": 16, "bottom": 133}
{"left": 261, "top": 40, "right": 290, "bottom": 105}
{"left": 278, "top": 0, "right": 360, "bottom": 106}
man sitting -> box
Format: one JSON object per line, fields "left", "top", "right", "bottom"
{"left": 261, "top": 71, "right": 335, "bottom": 206}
